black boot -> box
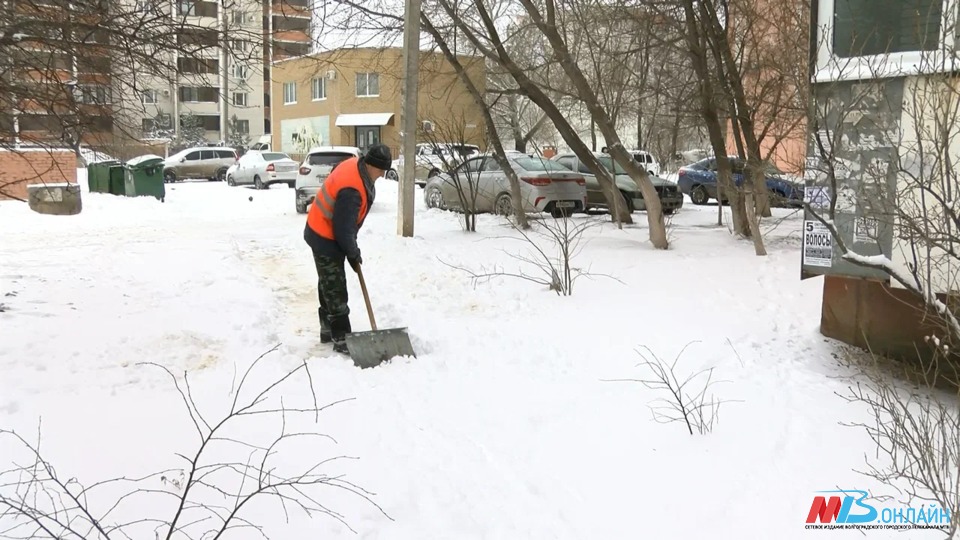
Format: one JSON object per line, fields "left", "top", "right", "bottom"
{"left": 330, "top": 314, "right": 352, "bottom": 354}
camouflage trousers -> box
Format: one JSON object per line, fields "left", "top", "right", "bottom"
{"left": 312, "top": 252, "right": 351, "bottom": 343}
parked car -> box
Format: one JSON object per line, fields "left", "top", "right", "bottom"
{"left": 423, "top": 154, "right": 586, "bottom": 218}
{"left": 227, "top": 151, "right": 299, "bottom": 189}
{"left": 628, "top": 149, "right": 661, "bottom": 176}
{"left": 294, "top": 146, "right": 362, "bottom": 214}
{"left": 551, "top": 152, "right": 683, "bottom": 214}
{"left": 163, "top": 147, "right": 237, "bottom": 183}
{"left": 677, "top": 156, "right": 803, "bottom": 206}
{"left": 394, "top": 142, "right": 482, "bottom": 185}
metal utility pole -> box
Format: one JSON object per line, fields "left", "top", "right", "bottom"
{"left": 221, "top": 0, "right": 230, "bottom": 146}
{"left": 398, "top": 0, "right": 421, "bottom": 237}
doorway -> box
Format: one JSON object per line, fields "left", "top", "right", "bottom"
{"left": 355, "top": 126, "right": 381, "bottom": 153}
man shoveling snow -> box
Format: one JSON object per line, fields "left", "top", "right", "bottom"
{"left": 303, "top": 144, "right": 392, "bottom": 353}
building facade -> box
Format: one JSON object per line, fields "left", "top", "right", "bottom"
{"left": 270, "top": 47, "right": 487, "bottom": 157}
{"left": 804, "top": 0, "right": 960, "bottom": 358}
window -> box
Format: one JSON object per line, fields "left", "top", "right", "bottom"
{"left": 262, "top": 152, "right": 289, "bottom": 161}
{"left": 556, "top": 156, "right": 575, "bottom": 170}
{"left": 141, "top": 118, "right": 156, "bottom": 134}
{"left": 308, "top": 152, "right": 353, "bottom": 166}
{"left": 179, "top": 86, "right": 218, "bottom": 102}
{"left": 233, "top": 63, "right": 248, "bottom": 79}
{"left": 832, "top": 0, "right": 942, "bottom": 58}
{"left": 231, "top": 9, "right": 246, "bottom": 24}
{"left": 516, "top": 157, "right": 572, "bottom": 172}
{"left": 234, "top": 119, "right": 249, "bottom": 134}
{"left": 355, "top": 72, "right": 379, "bottom": 97}
{"left": 311, "top": 77, "right": 326, "bottom": 100}
{"left": 481, "top": 158, "right": 501, "bottom": 172}
{"left": 283, "top": 82, "right": 296, "bottom": 104}
{"left": 178, "top": 0, "right": 217, "bottom": 16}
{"left": 78, "top": 85, "right": 111, "bottom": 104}
{"left": 216, "top": 149, "right": 236, "bottom": 159}
{"left": 178, "top": 57, "right": 218, "bottom": 74}
{"left": 141, "top": 90, "right": 158, "bottom": 104}
{"left": 233, "top": 92, "right": 248, "bottom": 106}
{"left": 232, "top": 40, "right": 251, "bottom": 53}
{"left": 184, "top": 151, "right": 202, "bottom": 161}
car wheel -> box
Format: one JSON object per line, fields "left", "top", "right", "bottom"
{"left": 296, "top": 199, "right": 307, "bottom": 214}
{"left": 664, "top": 208, "right": 676, "bottom": 215}
{"left": 213, "top": 168, "right": 225, "bottom": 182}
{"left": 286, "top": 181, "right": 295, "bottom": 189}
{"left": 691, "top": 185, "right": 709, "bottom": 205}
{"left": 163, "top": 170, "right": 176, "bottom": 183}
{"left": 385, "top": 169, "right": 399, "bottom": 181}
{"left": 550, "top": 206, "right": 572, "bottom": 219}
{"left": 227, "top": 174, "right": 236, "bottom": 187}
{"left": 494, "top": 192, "right": 513, "bottom": 216}
{"left": 254, "top": 175, "right": 264, "bottom": 190}
{"left": 426, "top": 187, "right": 445, "bottom": 209}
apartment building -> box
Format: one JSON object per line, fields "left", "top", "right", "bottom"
{"left": 271, "top": 47, "right": 487, "bottom": 156}
{"left": 133, "top": 0, "right": 268, "bottom": 146}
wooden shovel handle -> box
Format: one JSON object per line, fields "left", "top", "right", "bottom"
{"left": 355, "top": 265, "right": 377, "bottom": 331}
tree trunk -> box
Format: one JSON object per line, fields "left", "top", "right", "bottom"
{"left": 420, "top": 14, "right": 529, "bottom": 229}
{"left": 453, "top": 0, "right": 634, "bottom": 226}
{"left": 699, "top": 0, "right": 772, "bottom": 220}
{"left": 518, "top": 0, "right": 668, "bottom": 247}
{"left": 681, "top": 0, "right": 748, "bottom": 236}
{"left": 590, "top": 119, "right": 597, "bottom": 152}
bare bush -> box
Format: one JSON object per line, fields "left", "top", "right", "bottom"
{"left": 441, "top": 213, "right": 614, "bottom": 296}
{"left": 606, "top": 343, "right": 736, "bottom": 435}
{"left": 838, "top": 349, "right": 959, "bottom": 535}
{"left": 0, "top": 346, "right": 387, "bottom": 539}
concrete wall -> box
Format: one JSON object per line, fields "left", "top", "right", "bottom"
{"left": 0, "top": 149, "right": 77, "bottom": 201}
{"left": 271, "top": 47, "right": 487, "bottom": 157}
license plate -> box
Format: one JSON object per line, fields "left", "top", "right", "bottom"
{"left": 557, "top": 201, "right": 575, "bottom": 208}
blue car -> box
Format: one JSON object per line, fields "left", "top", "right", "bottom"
{"left": 677, "top": 157, "right": 803, "bottom": 207}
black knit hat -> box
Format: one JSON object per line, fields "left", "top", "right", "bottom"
{"left": 363, "top": 144, "right": 393, "bottom": 171}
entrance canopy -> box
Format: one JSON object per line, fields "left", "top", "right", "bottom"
{"left": 335, "top": 113, "right": 394, "bottom": 127}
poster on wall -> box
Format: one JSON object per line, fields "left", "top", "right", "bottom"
{"left": 280, "top": 116, "right": 330, "bottom": 154}
{"left": 803, "top": 220, "right": 833, "bottom": 267}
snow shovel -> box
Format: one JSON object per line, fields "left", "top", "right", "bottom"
{"left": 344, "top": 265, "right": 416, "bottom": 369}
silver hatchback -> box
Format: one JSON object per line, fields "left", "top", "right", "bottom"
{"left": 423, "top": 155, "right": 587, "bottom": 218}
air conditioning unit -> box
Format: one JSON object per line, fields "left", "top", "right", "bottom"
{"left": 161, "top": 89, "right": 171, "bottom": 97}
{"left": 325, "top": 69, "right": 336, "bottom": 80}
{"left": 422, "top": 120, "right": 434, "bottom": 133}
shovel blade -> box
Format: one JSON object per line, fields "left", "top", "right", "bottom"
{"left": 344, "top": 327, "right": 416, "bottom": 369}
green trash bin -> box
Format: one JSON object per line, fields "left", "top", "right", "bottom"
{"left": 108, "top": 164, "right": 126, "bottom": 196}
{"left": 124, "top": 155, "right": 166, "bottom": 202}
{"left": 86, "top": 160, "right": 121, "bottom": 193}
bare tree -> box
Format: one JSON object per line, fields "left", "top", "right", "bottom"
{"left": 0, "top": 346, "right": 387, "bottom": 538}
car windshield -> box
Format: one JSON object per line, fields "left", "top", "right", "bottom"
{"left": 449, "top": 145, "right": 479, "bottom": 157}
{"left": 262, "top": 152, "right": 289, "bottom": 161}
{"left": 514, "top": 157, "right": 570, "bottom": 172}
{"left": 308, "top": 153, "right": 353, "bottom": 166}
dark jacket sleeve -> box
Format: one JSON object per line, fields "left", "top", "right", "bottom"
{"left": 333, "top": 187, "right": 362, "bottom": 259}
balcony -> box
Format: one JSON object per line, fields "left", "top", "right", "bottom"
{"left": 273, "top": 29, "right": 310, "bottom": 43}
{"left": 272, "top": 1, "right": 310, "bottom": 19}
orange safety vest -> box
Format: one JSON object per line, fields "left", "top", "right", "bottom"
{"left": 305, "top": 157, "right": 370, "bottom": 240}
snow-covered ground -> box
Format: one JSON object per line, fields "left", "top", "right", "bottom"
{"left": 0, "top": 172, "right": 942, "bottom": 538}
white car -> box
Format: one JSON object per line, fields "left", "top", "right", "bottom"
{"left": 629, "top": 150, "right": 661, "bottom": 176}
{"left": 294, "top": 146, "right": 362, "bottom": 214}
{"left": 227, "top": 151, "right": 300, "bottom": 189}
{"left": 423, "top": 154, "right": 587, "bottom": 218}
{"left": 394, "top": 142, "right": 481, "bottom": 186}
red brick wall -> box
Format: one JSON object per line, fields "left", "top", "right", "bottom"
{"left": 0, "top": 150, "right": 77, "bottom": 201}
